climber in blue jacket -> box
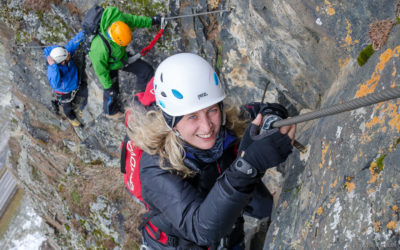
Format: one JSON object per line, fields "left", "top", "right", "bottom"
{"left": 43, "top": 30, "right": 85, "bottom": 127}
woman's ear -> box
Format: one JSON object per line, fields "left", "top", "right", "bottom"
{"left": 173, "top": 128, "right": 182, "bottom": 138}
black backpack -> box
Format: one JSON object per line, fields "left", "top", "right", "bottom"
{"left": 81, "top": 5, "right": 114, "bottom": 60}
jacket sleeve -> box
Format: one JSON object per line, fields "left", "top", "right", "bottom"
{"left": 140, "top": 156, "right": 252, "bottom": 245}
{"left": 122, "top": 13, "right": 152, "bottom": 29}
{"left": 43, "top": 45, "right": 58, "bottom": 59}
{"left": 64, "top": 30, "right": 85, "bottom": 56}
{"left": 88, "top": 37, "right": 113, "bottom": 89}
{"left": 47, "top": 64, "right": 62, "bottom": 90}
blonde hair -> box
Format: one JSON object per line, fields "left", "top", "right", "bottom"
{"left": 126, "top": 100, "right": 248, "bottom": 178}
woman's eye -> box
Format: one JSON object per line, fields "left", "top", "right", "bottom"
{"left": 208, "top": 108, "right": 217, "bottom": 113}
{"left": 188, "top": 115, "right": 197, "bottom": 120}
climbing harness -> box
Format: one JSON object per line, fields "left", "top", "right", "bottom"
{"left": 56, "top": 88, "right": 79, "bottom": 104}
{"left": 272, "top": 86, "right": 400, "bottom": 128}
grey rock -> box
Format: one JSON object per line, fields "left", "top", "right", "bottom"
{"left": 1, "top": 0, "right": 400, "bottom": 249}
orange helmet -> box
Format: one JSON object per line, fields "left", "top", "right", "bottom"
{"left": 108, "top": 21, "right": 132, "bottom": 46}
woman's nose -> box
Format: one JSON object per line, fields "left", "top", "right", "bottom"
{"left": 198, "top": 115, "right": 212, "bottom": 132}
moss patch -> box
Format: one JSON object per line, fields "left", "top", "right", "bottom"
{"left": 71, "top": 187, "right": 81, "bottom": 206}
{"left": 357, "top": 44, "right": 374, "bottom": 66}
{"left": 376, "top": 154, "right": 386, "bottom": 172}
{"left": 102, "top": 0, "right": 166, "bottom": 16}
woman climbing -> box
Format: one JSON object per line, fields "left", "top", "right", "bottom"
{"left": 124, "top": 53, "right": 296, "bottom": 249}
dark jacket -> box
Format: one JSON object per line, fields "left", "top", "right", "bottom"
{"left": 139, "top": 133, "right": 271, "bottom": 249}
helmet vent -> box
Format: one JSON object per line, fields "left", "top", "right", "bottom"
{"left": 171, "top": 89, "right": 183, "bottom": 99}
{"left": 154, "top": 84, "right": 157, "bottom": 89}
{"left": 160, "top": 73, "right": 163, "bottom": 82}
{"left": 161, "top": 91, "right": 167, "bottom": 97}
{"left": 214, "top": 73, "right": 219, "bottom": 86}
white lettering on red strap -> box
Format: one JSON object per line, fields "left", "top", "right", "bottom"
{"left": 126, "top": 141, "right": 137, "bottom": 192}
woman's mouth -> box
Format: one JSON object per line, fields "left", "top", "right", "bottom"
{"left": 197, "top": 131, "right": 213, "bottom": 139}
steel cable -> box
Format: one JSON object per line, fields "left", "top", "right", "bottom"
{"left": 272, "top": 86, "right": 400, "bottom": 128}
{"left": 164, "top": 9, "right": 231, "bottom": 20}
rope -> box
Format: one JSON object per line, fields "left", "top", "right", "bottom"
{"left": 140, "top": 28, "right": 164, "bottom": 56}
{"left": 272, "top": 86, "right": 400, "bottom": 128}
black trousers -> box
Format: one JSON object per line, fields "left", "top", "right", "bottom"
{"left": 103, "top": 58, "right": 154, "bottom": 115}
{"left": 55, "top": 92, "right": 76, "bottom": 120}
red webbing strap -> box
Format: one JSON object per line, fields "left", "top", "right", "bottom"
{"left": 140, "top": 29, "right": 164, "bottom": 56}
{"left": 145, "top": 222, "right": 168, "bottom": 245}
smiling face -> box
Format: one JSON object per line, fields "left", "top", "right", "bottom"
{"left": 174, "top": 104, "right": 222, "bottom": 150}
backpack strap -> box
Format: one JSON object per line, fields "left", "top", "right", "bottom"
{"left": 98, "top": 33, "right": 117, "bottom": 62}
{"left": 140, "top": 210, "right": 179, "bottom": 247}
{"left": 120, "top": 135, "right": 129, "bottom": 174}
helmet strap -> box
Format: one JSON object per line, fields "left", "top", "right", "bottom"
{"left": 172, "top": 129, "right": 183, "bottom": 139}
{"left": 106, "top": 27, "right": 113, "bottom": 41}
{"left": 162, "top": 111, "right": 183, "bottom": 129}
{"left": 219, "top": 102, "right": 226, "bottom": 126}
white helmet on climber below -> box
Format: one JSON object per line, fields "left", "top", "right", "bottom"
{"left": 154, "top": 53, "right": 226, "bottom": 117}
{"left": 49, "top": 47, "right": 68, "bottom": 64}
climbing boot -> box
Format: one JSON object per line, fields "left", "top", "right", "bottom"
{"left": 68, "top": 118, "right": 81, "bottom": 127}
{"left": 106, "top": 111, "right": 124, "bottom": 120}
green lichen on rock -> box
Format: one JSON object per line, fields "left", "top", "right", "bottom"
{"left": 64, "top": 223, "right": 70, "bottom": 232}
{"left": 71, "top": 187, "right": 81, "bottom": 206}
{"left": 31, "top": 165, "right": 40, "bottom": 181}
{"left": 294, "top": 184, "right": 302, "bottom": 198}
{"left": 0, "top": 1, "right": 74, "bottom": 45}
{"left": 37, "top": 10, "right": 74, "bottom": 44}
{"left": 357, "top": 44, "right": 374, "bottom": 66}
{"left": 0, "top": 4, "right": 23, "bottom": 29}
{"left": 376, "top": 155, "right": 386, "bottom": 172}
{"left": 89, "top": 158, "right": 104, "bottom": 166}
{"left": 216, "top": 42, "right": 223, "bottom": 70}
{"left": 58, "top": 183, "right": 64, "bottom": 192}
{"left": 102, "top": 0, "right": 166, "bottom": 17}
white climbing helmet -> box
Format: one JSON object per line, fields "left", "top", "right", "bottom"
{"left": 154, "top": 53, "right": 225, "bottom": 117}
{"left": 50, "top": 47, "right": 68, "bottom": 64}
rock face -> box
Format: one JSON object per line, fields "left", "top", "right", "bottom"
{"left": 1, "top": 0, "right": 399, "bottom": 249}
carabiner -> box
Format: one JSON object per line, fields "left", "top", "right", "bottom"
{"left": 161, "top": 17, "right": 167, "bottom": 29}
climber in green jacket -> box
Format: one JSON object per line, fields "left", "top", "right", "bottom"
{"left": 89, "top": 6, "right": 161, "bottom": 119}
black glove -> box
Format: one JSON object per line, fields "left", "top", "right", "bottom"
{"left": 241, "top": 125, "right": 292, "bottom": 173}
{"left": 224, "top": 160, "right": 259, "bottom": 193}
{"left": 240, "top": 102, "right": 288, "bottom": 121}
{"left": 226, "top": 123, "right": 292, "bottom": 193}
{"left": 239, "top": 122, "right": 292, "bottom": 171}
{"left": 151, "top": 15, "right": 162, "bottom": 25}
